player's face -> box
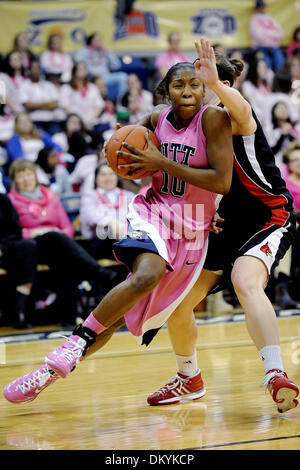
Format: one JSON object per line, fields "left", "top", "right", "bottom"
{"left": 168, "top": 68, "right": 204, "bottom": 122}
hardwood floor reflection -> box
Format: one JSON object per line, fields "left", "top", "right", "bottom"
{"left": 1, "top": 316, "right": 300, "bottom": 450}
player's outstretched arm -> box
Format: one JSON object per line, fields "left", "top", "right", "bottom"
{"left": 194, "top": 38, "right": 256, "bottom": 136}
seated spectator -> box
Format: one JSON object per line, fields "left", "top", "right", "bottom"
{"left": 282, "top": 55, "right": 300, "bottom": 92}
{"left": 6, "top": 112, "right": 61, "bottom": 163}
{"left": 249, "top": 0, "right": 285, "bottom": 71}
{"left": 274, "top": 141, "right": 300, "bottom": 307}
{"left": 9, "top": 158, "right": 74, "bottom": 239}
{"left": 242, "top": 57, "right": 273, "bottom": 125}
{"left": 35, "top": 146, "right": 73, "bottom": 196}
{"left": 74, "top": 32, "right": 128, "bottom": 100}
{"left": 11, "top": 32, "right": 37, "bottom": 76}
{"left": 18, "top": 59, "right": 64, "bottom": 135}
{"left": 119, "top": 73, "right": 154, "bottom": 124}
{"left": 264, "top": 101, "right": 300, "bottom": 168}
{"left": 0, "top": 193, "right": 37, "bottom": 328}
{"left": 80, "top": 161, "right": 135, "bottom": 259}
{"left": 52, "top": 113, "right": 93, "bottom": 170}
{"left": 1, "top": 51, "right": 27, "bottom": 113}
{"left": 92, "top": 77, "right": 117, "bottom": 136}
{"left": 155, "top": 32, "right": 188, "bottom": 79}
{"left": 69, "top": 142, "right": 104, "bottom": 194}
{"left": 263, "top": 67, "right": 300, "bottom": 131}
{"left": 287, "top": 26, "right": 300, "bottom": 57}
{"left": 40, "top": 33, "right": 73, "bottom": 84}
{"left": 59, "top": 62, "right": 105, "bottom": 135}
{"left": 7, "top": 158, "right": 117, "bottom": 326}
{"left": 282, "top": 140, "right": 300, "bottom": 213}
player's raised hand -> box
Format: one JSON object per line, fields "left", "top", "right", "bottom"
{"left": 194, "top": 38, "right": 219, "bottom": 88}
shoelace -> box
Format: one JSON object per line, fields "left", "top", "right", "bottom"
{"left": 18, "top": 367, "right": 54, "bottom": 394}
{"left": 159, "top": 375, "right": 190, "bottom": 395}
{"left": 260, "top": 370, "right": 286, "bottom": 390}
{"left": 57, "top": 336, "right": 86, "bottom": 365}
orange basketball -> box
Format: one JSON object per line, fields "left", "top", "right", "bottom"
{"left": 106, "top": 125, "right": 160, "bottom": 180}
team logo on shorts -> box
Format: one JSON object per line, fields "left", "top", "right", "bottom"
{"left": 128, "top": 230, "right": 147, "bottom": 240}
{"left": 260, "top": 242, "right": 272, "bottom": 257}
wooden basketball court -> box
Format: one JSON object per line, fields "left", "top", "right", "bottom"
{"left": 1, "top": 313, "right": 300, "bottom": 451}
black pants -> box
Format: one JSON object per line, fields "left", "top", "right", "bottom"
{"left": 0, "top": 239, "right": 37, "bottom": 287}
{"left": 1, "top": 232, "right": 115, "bottom": 324}
{"left": 35, "top": 231, "right": 102, "bottom": 281}
{"left": 33, "top": 231, "right": 106, "bottom": 322}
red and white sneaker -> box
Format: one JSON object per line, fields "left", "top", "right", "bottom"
{"left": 147, "top": 369, "right": 206, "bottom": 406}
{"left": 4, "top": 364, "right": 59, "bottom": 404}
{"left": 260, "top": 369, "right": 299, "bottom": 413}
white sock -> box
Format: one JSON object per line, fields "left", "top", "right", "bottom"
{"left": 259, "top": 345, "right": 284, "bottom": 373}
{"left": 175, "top": 352, "right": 198, "bottom": 377}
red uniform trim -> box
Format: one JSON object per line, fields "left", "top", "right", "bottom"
{"left": 233, "top": 159, "right": 289, "bottom": 228}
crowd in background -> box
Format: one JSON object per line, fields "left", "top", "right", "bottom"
{"left": 0, "top": 0, "right": 299, "bottom": 329}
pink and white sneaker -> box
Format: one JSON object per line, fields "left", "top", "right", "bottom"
{"left": 4, "top": 364, "right": 59, "bottom": 404}
{"left": 260, "top": 369, "right": 299, "bottom": 413}
{"left": 44, "top": 335, "right": 87, "bottom": 378}
{"left": 147, "top": 369, "right": 206, "bottom": 406}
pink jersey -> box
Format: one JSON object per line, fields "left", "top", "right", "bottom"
{"left": 153, "top": 104, "right": 217, "bottom": 230}
{"left": 129, "top": 104, "right": 217, "bottom": 256}
{"left": 115, "top": 104, "right": 219, "bottom": 344}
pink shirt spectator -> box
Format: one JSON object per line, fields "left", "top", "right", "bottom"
{"left": 156, "top": 51, "right": 188, "bottom": 71}
{"left": 284, "top": 177, "right": 300, "bottom": 211}
{"left": 249, "top": 13, "right": 284, "bottom": 48}
{"left": 8, "top": 185, "right": 74, "bottom": 238}
{"left": 59, "top": 83, "right": 104, "bottom": 127}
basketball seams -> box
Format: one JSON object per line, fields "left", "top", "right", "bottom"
{"left": 117, "top": 127, "right": 139, "bottom": 171}
{"left": 107, "top": 125, "right": 158, "bottom": 179}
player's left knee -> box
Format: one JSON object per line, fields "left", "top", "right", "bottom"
{"left": 231, "top": 271, "right": 263, "bottom": 297}
{"left": 169, "top": 307, "right": 194, "bottom": 327}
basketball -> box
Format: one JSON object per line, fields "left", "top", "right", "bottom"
{"left": 106, "top": 125, "right": 160, "bottom": 180}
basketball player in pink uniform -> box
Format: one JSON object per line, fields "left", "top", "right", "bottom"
{"left": 4, "top": 61, "right": 233, "bottom": 403}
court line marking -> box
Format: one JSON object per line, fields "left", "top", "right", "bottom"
{"left": 188, "top": 433, "right": 300, "bottom": 449}
{"left": 2, "top": 335, "right": 300, "bottom": 367}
